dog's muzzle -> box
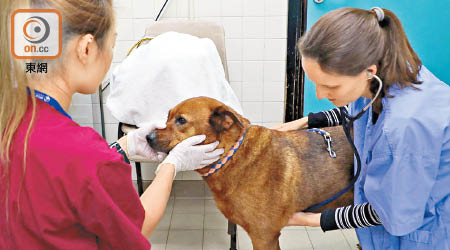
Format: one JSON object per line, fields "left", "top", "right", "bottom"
{"left": 146, "top": 132, "right": 169, "bottom": 153}
{"left": 146, "top": 131, "right": 158, "bottom": 145}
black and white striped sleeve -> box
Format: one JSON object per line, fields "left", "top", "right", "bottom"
{"left": 307, "top": 106, "right": 348, "bottom": 128}
{"left": 320, "top": 203, "right": 382, "bottom": 232}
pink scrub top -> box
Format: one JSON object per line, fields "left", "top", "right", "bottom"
{"left": 0, "top": 96, "right": 151, "bottom": 249}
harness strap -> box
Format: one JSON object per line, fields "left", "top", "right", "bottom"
{"left": 303, "top": 111, "right": 361, "bottom": 212}
{"left": 307, "top": 128, "right": 337, "bottom": 158}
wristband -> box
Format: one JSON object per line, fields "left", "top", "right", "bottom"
{"left": 109, "top": 141, "right": 131, "bottom": 164}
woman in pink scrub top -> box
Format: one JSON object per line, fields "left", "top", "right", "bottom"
{"left": 0, "top": 0, "right": 223, "bottom": 249}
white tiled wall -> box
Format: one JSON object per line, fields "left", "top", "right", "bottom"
{"left": 68, "top": 0, "right": 288, "bottom": 180}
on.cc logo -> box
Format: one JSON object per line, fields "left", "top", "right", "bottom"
{"left": 23, "top": 16, "right": 51, "bottom": 44}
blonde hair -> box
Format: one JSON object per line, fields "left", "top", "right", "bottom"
{"left": 0, "top": 0, "right": 114, "bottom": 218}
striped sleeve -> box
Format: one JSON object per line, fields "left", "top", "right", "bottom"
{"left": 109, "top": 141, "right": 130, "bottom": 164}
{"left": 320, "top": 203, "right": 382, "bottom": 232}
{"left": 307, "top": 106, "right": 348, "bottom": 128}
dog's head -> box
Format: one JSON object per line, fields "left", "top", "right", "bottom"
{"left": 146, "top": 97, "right": 249, "bottom": 155}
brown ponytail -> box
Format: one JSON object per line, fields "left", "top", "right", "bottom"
{"left": 298, "top": 7, "right": 422, "bottom": 112}
{"left": 378, "top": 8, "right": 422, "bottom": 91}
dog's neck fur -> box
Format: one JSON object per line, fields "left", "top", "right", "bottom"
{"left": 197, "top": 124, "right": 247, "bottom": 176}
{"left": 197, "top": 125, "right": 270, "bottom": 182}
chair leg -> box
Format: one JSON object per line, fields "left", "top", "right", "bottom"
{"left": 228, "top": 220, "right": 238, "bottom": 250}
{"left": 135, "top": 162, "right": 144, "bottom": 196}
{"left": 118, "top": 123, "right": 144, "bottom": 195}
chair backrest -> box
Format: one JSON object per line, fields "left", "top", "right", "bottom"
{"left": 144, "top": 20, "right": 229, "bottom": 81}
{"left": 119, "top": 20, "right": 231, "bottom": 163}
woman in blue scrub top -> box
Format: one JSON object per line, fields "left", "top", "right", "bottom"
{"left": 275, "top": 7, "right": 450, "bottom": 250}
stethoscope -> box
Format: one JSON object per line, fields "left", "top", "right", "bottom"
{"left": 304, "top": 73, "right": 383, "bottom": 212}
{"left": 343, "top": 73, "right": 383, "bottom": 121}
{"left": 341, "top": 73, "right": 383, "bottom": 193}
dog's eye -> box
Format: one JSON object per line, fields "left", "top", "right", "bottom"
{"left": 175, "top": 117, "right": 187, "bottom": 125}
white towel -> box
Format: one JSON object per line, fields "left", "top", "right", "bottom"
{"left": 106, "top": 32, "right": 244, "bottom": 127}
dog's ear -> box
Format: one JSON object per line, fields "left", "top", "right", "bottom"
{"left": 209, "top": 106, "right": 244, "bottom": 133}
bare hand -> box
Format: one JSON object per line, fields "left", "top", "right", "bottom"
{"left": 272, "top": 117, "right": 308, "bottom": 131}
{"left": 286, "top": 212, "right": 321, "bottom": 227}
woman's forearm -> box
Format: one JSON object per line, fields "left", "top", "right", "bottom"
{"left": 320, "top": 202, "right": 382, "bottom": 231}
{"left": 114, "top": 136, "right": 172, "bottom": 237}
{"left": 287, "top": 212, "right": 321, "bottom": 227}
{"left": 140, "top": 163, "right": 175, "bottom": 238}
{"left": 273, "top": 116, "right": 309, "bottom": 131}
{"left": 307, "top": 107, "right": 346, "bottom": 128}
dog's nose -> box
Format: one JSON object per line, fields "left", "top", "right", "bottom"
{"left": 146, "top": 132, "right": 158, "bottom": 147}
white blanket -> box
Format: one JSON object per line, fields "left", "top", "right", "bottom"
{"left": 106, "top": 32, "right": 243, "bottom": 127}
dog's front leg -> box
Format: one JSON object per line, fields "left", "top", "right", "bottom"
{"left": 249, "top": 231, "right": 281, "bottom": 250}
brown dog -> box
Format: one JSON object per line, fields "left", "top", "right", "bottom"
{"left": 148, "top": 97, "right": 354, "bottom": 250}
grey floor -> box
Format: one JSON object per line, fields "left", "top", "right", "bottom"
{"left": 134, "top": 180, "right": 359, "bottom": 250}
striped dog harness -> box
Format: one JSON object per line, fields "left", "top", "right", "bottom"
{"left": 202, "top": 129, "right": 247, "bottom": 177}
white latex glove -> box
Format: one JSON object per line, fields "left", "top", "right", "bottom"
{"left": 156, "top": 135, "right": 224, "bottom": 178}
{"left": 127, "top": 122, "right": 167, "bottom": 161}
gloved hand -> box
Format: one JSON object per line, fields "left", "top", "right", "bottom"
{"left": 127, "top": 122, "right": 167, "bottom": 161}
{"left": 156, "top": 135, "right": 224, "bottom": 178}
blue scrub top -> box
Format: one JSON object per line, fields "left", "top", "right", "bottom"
{"left": 349, "top": 66, "right": 450, "bottom": 249}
